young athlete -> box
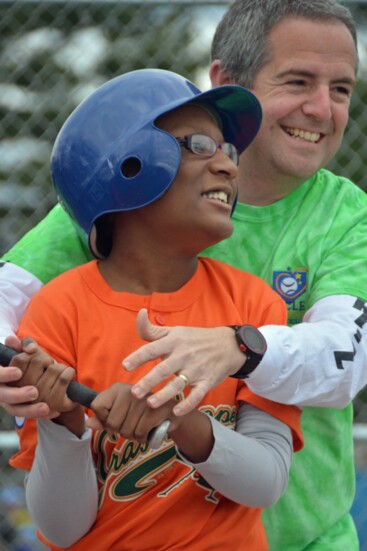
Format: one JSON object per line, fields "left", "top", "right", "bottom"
{"left": 9, "top": 69, "right": 302, "bottom": 550}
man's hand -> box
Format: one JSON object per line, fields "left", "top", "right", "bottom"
{"left": 123, "top": 309, "right": 244, "bottom": 416}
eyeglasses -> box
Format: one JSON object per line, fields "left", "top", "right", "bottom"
{"left": 175, "top": 134, "right": 239, "bottom": 166}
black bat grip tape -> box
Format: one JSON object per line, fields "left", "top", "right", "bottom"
{"left": 0, "top": 342, "right": 98, "bottom": 408}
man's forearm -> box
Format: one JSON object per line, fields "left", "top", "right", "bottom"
{"left": 0, "top": 262, "right": 41, "bottom": 341}
{"left": 251, "top": 294, "right": 367, "bottom": 407}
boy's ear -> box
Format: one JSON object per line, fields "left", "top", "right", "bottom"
{"left": 209, "top": 60, "right": 234, "bottom": 87}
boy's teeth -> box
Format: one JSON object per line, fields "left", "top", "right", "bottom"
{"left": 206, "top": 191, "right": 228, "bottom": 203}
{"left": 285, "top": 127, "right": 320, "bottom": 143}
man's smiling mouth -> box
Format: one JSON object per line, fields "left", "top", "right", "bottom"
{"left": 284, "top": 126, "right": 321, "bottom": 143}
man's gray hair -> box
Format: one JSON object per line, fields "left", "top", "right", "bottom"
{"left": 211, "top": 0, "right": 358, "bottom": 87}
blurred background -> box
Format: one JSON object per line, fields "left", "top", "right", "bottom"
{"left": 0, "top": 0, "right": 366, "bottom": 549}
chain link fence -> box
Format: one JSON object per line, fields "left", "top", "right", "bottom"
{"left": 0, "top": 0, "right": 366, "bottom": 549}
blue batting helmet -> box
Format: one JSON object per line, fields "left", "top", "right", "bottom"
{"left": 51, "top": 68, "right": 262, "bottom": 257}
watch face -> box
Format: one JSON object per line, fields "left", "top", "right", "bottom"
{"left": 239, "top": 325, "right": 267, "bottom": 354}
{"left": 230, "top": 324, "right": 267, "bottom": 379}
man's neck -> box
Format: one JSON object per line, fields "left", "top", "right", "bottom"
{"left": 236, "top": 168, "right": 308, "bottom": 206}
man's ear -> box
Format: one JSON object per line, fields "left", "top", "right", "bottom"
{"left": 209, "top": 60, "right": 234, "bottom": 87}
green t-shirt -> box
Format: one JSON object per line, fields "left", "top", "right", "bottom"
{"left": 4, "top": 169, "right": 366, "bottom": 550}
{"left": 205, "top": 169, "right": 367, "bottom": 550}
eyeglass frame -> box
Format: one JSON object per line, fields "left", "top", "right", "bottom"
{"left": 175, "top": 134, "right": 239, "bottom": 166}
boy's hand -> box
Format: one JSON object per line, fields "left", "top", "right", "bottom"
{"left": 8, "top": 337, "right": 77, "bottom": 414}
{"left": 88, "top": 382, "right": 181, "bottom": 443}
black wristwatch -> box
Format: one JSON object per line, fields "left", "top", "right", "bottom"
{"left": 229, "top": 324, "right": 267, "bottom": 379}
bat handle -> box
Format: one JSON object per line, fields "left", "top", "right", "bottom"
{"left": 0, "top": 342, "right": 170, "bottom": 447}
{"left": 66, "top": 380, "right": 98, "bottom": 408}
{"left": 148, "top": 419, "right": 171, "bottom": 449}
{"left": 0, "top": 342, "right": 18, "bottom": 366}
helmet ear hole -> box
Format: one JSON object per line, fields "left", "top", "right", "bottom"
{"left": 121, "top": 157, "right": 142, "bottom": 179}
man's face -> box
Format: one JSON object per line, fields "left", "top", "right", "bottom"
{"left": 246, "top": 18, "right": 356, "bottom": 189}
{"left": 211, "top": 17, "right": 357, "bottom": 200}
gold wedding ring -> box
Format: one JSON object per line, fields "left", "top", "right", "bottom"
{"left": 177, "top": 373, "right": 189, "bottom": 387}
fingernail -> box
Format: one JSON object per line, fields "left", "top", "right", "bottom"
{"left": 9, "top": 368, "right": 21, "bottom": 380}
{"left": 173, "top": 405, "right": 182, "bottom": 416}
{"left": 132, "top": 386, "right": 143, "bottom": 399}
{"left": 38, "top": 405, "right": 50, "bottom": 416}
{"left": 27, "top": 389, "right": 38, "bottom": 400}
{"left": 122, "top": 360, "right": 130, "bottom": 370}
{"left": 147, "top": 395, "right": 157, "bottom": 407}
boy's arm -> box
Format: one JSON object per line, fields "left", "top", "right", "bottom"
{"left": 24, "top": 404, "right": 291, "bottom": 548}
{"left": 89, "top": 384, "right": 295, "bottom": 507}
{"left": 178, "top": 402, "right": 294, "bottom": 507}
{"left": 25, "top": 419, "right": 98, "bottom": 548}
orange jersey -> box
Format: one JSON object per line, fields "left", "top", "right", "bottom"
{"left": 11, "top": 258, "right": 302, "bottom": 550}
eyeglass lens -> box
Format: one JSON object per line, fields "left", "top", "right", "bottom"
{"left": 187, "top": 134, "right": 239, "bottom": 165}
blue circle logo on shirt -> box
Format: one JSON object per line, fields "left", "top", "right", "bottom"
{"left": 273, "top": 268, "right": 308, "bottom": 304}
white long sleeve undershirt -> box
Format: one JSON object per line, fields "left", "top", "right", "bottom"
{"left": 0, "top": 262, "right": 42, "bottom": 342}
{"left": 253, "top": 294, "right": 367, "bottom": 408}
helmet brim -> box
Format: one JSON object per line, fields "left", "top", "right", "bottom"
{"left": 151, "top": 84, "right": 262, "bottom": 154}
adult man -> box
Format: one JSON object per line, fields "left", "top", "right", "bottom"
{"left": 1, "top": 1, "right": 367, "bottom": 549}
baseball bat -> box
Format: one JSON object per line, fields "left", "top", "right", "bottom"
{"left": 0, "top": 342, "right": 170, "bottom": 449}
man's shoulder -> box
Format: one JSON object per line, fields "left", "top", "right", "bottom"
{"left": 306, "top": 169, "right": 367, "bottom": 221}
{"left": 3, "top": 204, "right": 92, "bottom": 284}
{"left": 315, "top": 169, "right": 367, "bottom": 201}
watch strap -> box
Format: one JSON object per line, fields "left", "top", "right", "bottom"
{"left": 229, "top": 324, "right": 266, "bottom": 379}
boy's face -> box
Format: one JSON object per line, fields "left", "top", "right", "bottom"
{"left": 115, "top": 105, "right": 239, "bottom": 256}
{"left": 149, "top": 104, "right": 238, "bottom": 253}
